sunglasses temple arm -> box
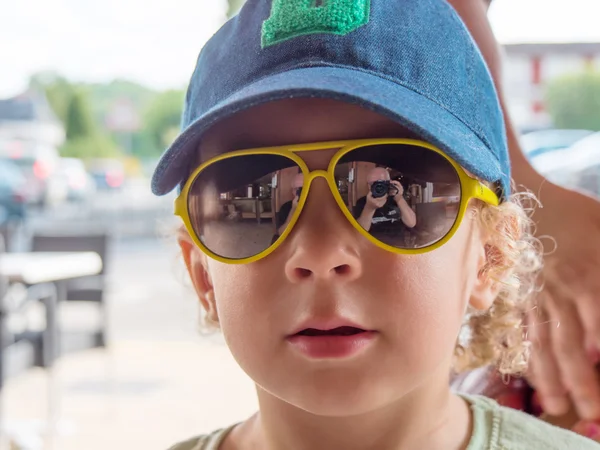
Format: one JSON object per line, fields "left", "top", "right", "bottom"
{"left": 473, "top": 182, "right": 500, "bottom": 207}
{"left": 174, "top": 195, "right": 185, "bottom": 216}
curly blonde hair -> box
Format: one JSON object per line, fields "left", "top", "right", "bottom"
{"left": 453, "top": 189, "right": 544, "bottom": 376}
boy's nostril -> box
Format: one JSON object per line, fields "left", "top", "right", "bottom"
{"left": 285, "top": 251, "right": 362, "bottom": 282}
{"left": 295, "top": 268, "right": 313, "bottom": 279}
{"left": 334, "top": 265, "right": 351, "bottom": 275}
{"left": 291, "top": 265, "right": 354, "bottom": 281}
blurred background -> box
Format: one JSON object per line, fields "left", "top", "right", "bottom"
{"left": 1, "top": 0, "right": 600, "bottom": 448}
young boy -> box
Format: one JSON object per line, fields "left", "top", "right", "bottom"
{"left": 151, "top": 0, "right": 599, "bottom": 448}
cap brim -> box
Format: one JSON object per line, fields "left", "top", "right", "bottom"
{"left": 151, "top": 66, "right": 505, "bottom": 196}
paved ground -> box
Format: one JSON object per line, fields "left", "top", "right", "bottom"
{"left": 2, "top": 236, "right": 259, "bottom": 450}
{"left": 29, "top": 179, "right": 177, "bottom": 240}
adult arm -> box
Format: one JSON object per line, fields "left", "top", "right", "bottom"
{"left": 448, "top": 0, "right": 600, "bottom": 421}
{"left": 391, "top": 181, "right": 417, "bottom": 228}
{"left": 355, "top": 197, "right": 375, "bottom": 232}
{"left": 395, "top": 197, "right": 417, "bottom": 228}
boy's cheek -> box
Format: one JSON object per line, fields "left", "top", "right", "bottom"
{"left": 209, "top": 264, "right": 285, "bottom": 330}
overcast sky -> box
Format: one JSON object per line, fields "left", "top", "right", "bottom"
{"left": 2, "top": 0, "right": 598, "bottom": 97}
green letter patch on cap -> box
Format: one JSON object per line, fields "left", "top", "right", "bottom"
{"left": 262, "top": 0, "right": 371, "bottom": 48}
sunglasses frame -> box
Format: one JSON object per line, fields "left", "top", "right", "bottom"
{"left": 175, "top": 138, "right": 500, "bottom": 264}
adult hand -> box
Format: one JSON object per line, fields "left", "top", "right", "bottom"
{"left": 528, "top": 181, "right": 600, "bottom": 421}
{"left": 391, "top": 180, "right": 404, "bottom": 201}
{"left": 366, "top": 191, "right": 387, "bottom": 210}
{"left": 292, "top": 193, "right": 300, "bottom": 209}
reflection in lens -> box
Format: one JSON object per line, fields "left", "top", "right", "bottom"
{"left": 337, "top": 144, "right": 461, "bottom": 249}
{"left": 187, "top": 154, "right": 300, "bottom": 259}
{"left": 187, "top": 144, "right": 463, "bottom": 260}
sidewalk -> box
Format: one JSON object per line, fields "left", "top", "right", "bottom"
{"left": 2, "top": 236, "right": 260, "bottom": 450}
{"left": 2, "top": 339, "right": 258, "bottom": 450}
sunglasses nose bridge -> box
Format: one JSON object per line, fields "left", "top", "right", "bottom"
{"left": 302, "top": 169, "right": 340, "bottom": 202}
{"left": 304, "top": 169, "right": 335, "bottom": 192}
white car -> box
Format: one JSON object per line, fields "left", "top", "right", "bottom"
{"left": 529, "top": 132, "right": 600, "bottom": 194}
{"left": 0, "top": 139, "right": 67, "bottom": 208}
{"left": 57, "top": 158, "right": 97, "bottom": 202}
{"left": 521, "top": 129, "right": 593, "bottom": 158}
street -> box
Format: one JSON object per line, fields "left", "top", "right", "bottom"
{"left": 29, "top": 179, "right": 178, "bottom": 240}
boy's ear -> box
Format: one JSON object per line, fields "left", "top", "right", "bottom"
{"left": 178, "top": 231, "right": 219, "bottom": 324}
{"left": 470, "top": 243, "right": 503, "bottom": 311}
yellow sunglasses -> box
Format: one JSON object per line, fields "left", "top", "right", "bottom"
{"left": 175, "top": 138, "right": 499, "bottom": 264}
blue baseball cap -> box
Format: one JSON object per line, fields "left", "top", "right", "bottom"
{"left": 151, "top": 0, "right": 509, "bottom": 197}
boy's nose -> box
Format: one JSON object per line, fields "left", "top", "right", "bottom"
{"left": 283, "top": 178, "right": 363, "bottom": 283}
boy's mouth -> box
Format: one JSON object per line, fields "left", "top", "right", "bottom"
{"left": 287, "top": 324, "right": 376, "bottom": 359}
{"left": 296, "top": 326, "right": 366, "bottom": 337}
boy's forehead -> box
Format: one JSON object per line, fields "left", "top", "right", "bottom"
{"left": 196, "top": 98, "right": 419, "bottom": 163}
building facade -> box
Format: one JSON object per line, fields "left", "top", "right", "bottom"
{"left": 503, "top": 42, "right": 600, "bottom": 131}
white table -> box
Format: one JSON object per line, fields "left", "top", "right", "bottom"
{"left": 0, "top": 250, "right": 104, "bottom": 367}
{"left": 0, "top": 251, "right": 103, "bottom": 450}
{"left": 0, "top": 252, "right": 103, "bottom": 284}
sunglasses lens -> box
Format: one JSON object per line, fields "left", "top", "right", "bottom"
{"left": 187, "top": 154, "right": 301, "bottom": 260}
{"left": 335, "top": 143, "right": 461, "bottom": 249}
{"left": 187, "top": 143, "right": 463, "bottom": 261}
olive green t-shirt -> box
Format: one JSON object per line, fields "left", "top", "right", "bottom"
{"left": 169, "top": 395, "right": 600, "bottom": 449}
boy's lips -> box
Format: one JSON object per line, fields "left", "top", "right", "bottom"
{"left": 288, "top": 319, "right": 372, "bottom": 337}
{"left": 295, "top": 326, "right": 366, "bottom": 336}
{"left": 287, "top": 319, "right": 377, "bottom": 359}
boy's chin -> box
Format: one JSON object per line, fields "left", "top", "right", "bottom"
{"left": 265, "top": 376, "right": 408, "bottom": 417}
{"left": 290, "top": 390, "right": 399, "bottom": 417}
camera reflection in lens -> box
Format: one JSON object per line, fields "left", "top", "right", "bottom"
{"left": 337, "top": 144, "right": 461, "bottom": 249}
{"left": 370, "top": 180, "right": 389, "bottom": 198}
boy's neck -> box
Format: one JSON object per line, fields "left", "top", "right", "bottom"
{"left": 229, "top": 379, "right": 472, "bottom": 450}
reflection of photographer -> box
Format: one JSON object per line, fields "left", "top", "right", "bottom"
{"left": 354, "top": 168, "right": 417, "bottom": 232}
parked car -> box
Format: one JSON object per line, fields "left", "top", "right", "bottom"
{"left": 521, "top": 129, "right": 593, "bottom": 158}
{"left": 0, "top": 139, "right": 67, "bottom": 208}
{"left": 88, "top": 159, "right": 125, "bottom": 191}
{"left": 0, "top": 159, "right": 30, "bottom": 250}
{"left": 528, "top": 132, "right": 600, "bottom": 192}
{"left": 57, "top": 158, "right": 97, "bottom": 202}
{"left": 0, "top": 158, "right": 29, "bottom": 221}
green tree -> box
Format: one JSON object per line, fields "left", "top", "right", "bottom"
{"left": 142, "top": 90, "right": 185, "bottom": 152}
{"left": 128, "top": 131, "right": 161, "bottom": 158}
{"left": 65, "top": 89, "right": 97, "bottom": 140}
{"left": 60, "top": 88, "right": 122, "bottom": 159}
{"left": 546, "top": 70, "right": 600, "bottom": 131}
{"left": 60, "top": 134, "right": 120, "bottom": 159}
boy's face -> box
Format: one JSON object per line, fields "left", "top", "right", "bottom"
{"left": 180, "top": 98, "right": 494, "bottom": 416}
